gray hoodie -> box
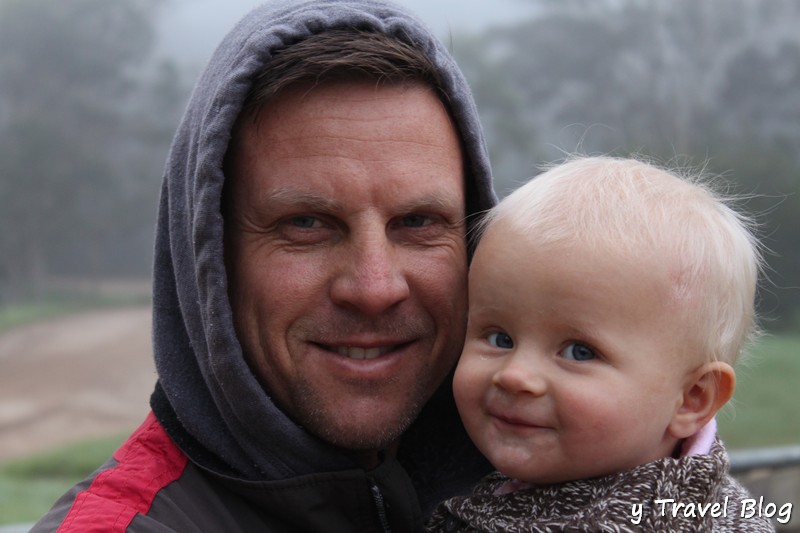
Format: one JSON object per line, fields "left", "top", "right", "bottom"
{"left": 32, "top": 1, "right": 496, "bottom": 531}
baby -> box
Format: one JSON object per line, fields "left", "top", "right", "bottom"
{"left": 428, "top": 157, "right": 776, "bottom": 531}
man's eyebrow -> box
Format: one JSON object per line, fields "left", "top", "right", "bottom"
{"left": 260, "top": 188, "right": 343, "bottom": 211}
{"left": 262, "top": 187, "right": 463, "bottom": 215}
{"left": 394, "top": 193, "right": 465, "bottom": 215}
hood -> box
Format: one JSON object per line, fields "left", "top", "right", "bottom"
{"left": 150, "top": 0, "right": 495, "bottom": 493}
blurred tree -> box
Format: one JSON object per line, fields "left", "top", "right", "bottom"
{"left": 457, "top": 0, "right": 800, "bottom": 329}
{"left": 0, "top": 0, "right": 181, "bottom": 301}
{"left": 705, "top": 137, "right": 800, "bottom": 330}
{"left": 452, "top": 34, "right": 536, "bottom": 194}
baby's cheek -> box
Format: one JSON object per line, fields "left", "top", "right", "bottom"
{"left": 559, "top": 387, "right": 619, "bottom": 434}
{"left": 452, "top": 359, "right": 475, "bottom": 407}
{"left": 453, "top": 357, "right": 488, "bottom": 415}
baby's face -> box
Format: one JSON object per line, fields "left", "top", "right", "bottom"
{"left": 454, "top": 223, "right": 700, "bottom": 484}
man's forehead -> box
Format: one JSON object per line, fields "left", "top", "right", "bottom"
{"left": 254, "top": 185, "right": 465, "bottom": 213}
{"left": 240, "top": 80, "right": 446, "bottom": 133}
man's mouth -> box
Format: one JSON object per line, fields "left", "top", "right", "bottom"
{"left": 329, "top": 345, "right": 398, "bottom": 360}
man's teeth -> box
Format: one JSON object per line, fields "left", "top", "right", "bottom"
{"left": 335, "top": 346, "right": 392, "bottom": 360}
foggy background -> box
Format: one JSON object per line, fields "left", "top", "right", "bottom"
{"left": 1, "top": 0, "right": 797, "bottom": 330}
{"left": 2, "top": 2, "right": 799, "bottom": 527}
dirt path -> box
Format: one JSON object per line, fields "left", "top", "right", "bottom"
{"left": 0, "top": 307, "right": 155, "bottom": 464}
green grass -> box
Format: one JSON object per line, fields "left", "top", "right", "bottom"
{"left": 0, "top": 301, "right": 81, "bottom": 332}
{"left": 0, "top": 477, "right": 81, "bottom": 525}
{"left": 0, "top": 293, "right": 150, "bottom": 332}
{"left": 0, "top": 434, "right": 126, "bottom": 525}
{"left": 718, "top": 334, "right": 800, "bottom": 449}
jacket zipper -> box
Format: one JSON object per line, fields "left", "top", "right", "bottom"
{"left": 369, "top": 479, "right": 393, "bottom": 533}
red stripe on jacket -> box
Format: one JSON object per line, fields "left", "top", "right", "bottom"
{"left": 57, "top": 411, "right": 189, "bottom": 533}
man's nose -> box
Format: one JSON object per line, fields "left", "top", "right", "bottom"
{"left": 329, "top": 233, "right": 411, "bottom": 315}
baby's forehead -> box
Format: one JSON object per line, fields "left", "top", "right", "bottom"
{"left": 488, "top": 168, "right": 719, "bottom": 273}
{"left": 478, "top": 215, "right": 708, "bottom": 315}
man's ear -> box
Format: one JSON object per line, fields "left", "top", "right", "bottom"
{"left": 668, "top": 362, "right": 736, "bottom": 440}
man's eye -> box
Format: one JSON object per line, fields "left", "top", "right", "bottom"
{"left": 561, "top": 342, "right": 596, "bottom": 361}
{"left": 487, "top": 332, "right": 514, "bottom": 349}
{"left": 289, "top": 215, "right": 322, "bottom": 228}
{"left": 401, "top": 214, "right": 432, "bottom": 228}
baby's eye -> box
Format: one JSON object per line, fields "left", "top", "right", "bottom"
{"left": 487, "top": 332, "right": 514, "bottom": 349}
{"left": 561, "top": 342, "right": 596, "bottom": 361}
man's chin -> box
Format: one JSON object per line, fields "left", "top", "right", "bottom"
{"left": 307, "top": 405, "right": 421, "bottom": 458}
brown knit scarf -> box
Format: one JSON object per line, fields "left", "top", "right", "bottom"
{"left": 427, "top": 438, "right": 776, "bottom": 532}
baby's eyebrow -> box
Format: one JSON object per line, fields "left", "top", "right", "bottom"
{"left": 565, "top": 323, "right": 603, "bottom": 342}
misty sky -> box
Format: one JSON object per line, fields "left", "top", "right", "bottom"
{"left": 158, "top": 0, "right": 537, "bottom": 63}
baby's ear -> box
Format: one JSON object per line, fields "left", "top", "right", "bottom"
{"left": 668, "top": 361, "right": 735, "bottom": 440}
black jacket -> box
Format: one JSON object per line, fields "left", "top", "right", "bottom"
{"left": 35, "top": 411, "right": 442, "bottom": 532}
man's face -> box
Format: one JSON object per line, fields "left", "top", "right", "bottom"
{"left": 225, "top": 81, "right": 467, "bottom": 460}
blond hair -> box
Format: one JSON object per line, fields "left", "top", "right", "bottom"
{"left": 480, "top": 156, "right": 762, "bottom": 365}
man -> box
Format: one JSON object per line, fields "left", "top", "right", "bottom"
{"left": 32, "top": 1, "right": 496, "bottom": 531}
